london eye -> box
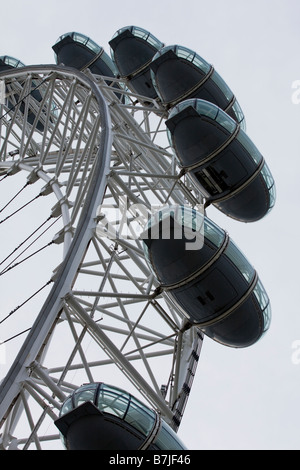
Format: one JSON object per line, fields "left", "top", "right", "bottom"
{"left": 0, "top": 26, "right": 275, "bottom": 450}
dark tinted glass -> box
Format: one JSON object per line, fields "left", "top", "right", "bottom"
{"left": 171, "top": 115, "right": 231, "bottom": 167}
{"left": 202, "top": 294, "right": 263, "bottom": 347}
{"left": 111, "top": 34, "right": 158, "bottom": 76}
{"left": 170, "top": 252, "right": 250, "bottom": 324}
{"left": 214, "top": 171, "right": 271, "bottom": 222}
{"left": 152, "top": 54, "right": 205, "bottom": 104}
{"left": 192, "top": 137, "right": 260, "bottom": 196}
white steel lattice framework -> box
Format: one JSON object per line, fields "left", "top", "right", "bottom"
{"left": 0, "top": 65, "right": 204, "bottom": 450}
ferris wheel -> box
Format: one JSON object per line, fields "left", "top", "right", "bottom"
{"left": 0, "top": 27, "right": 275, "bottom": 450}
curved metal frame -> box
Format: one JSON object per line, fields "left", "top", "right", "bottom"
{"left": 0, "top": 65, "right": 111, "bottom": 447}
{"left": 0, "top": 65, "right": 204, "bottom": 449}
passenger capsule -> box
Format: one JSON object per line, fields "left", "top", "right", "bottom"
{"left": 150, "top": 45, "right": 245, "bottom": 128}
{"left": 53, "top": 32, "right": 117, "bottom": 77}
{"left": 0, "top": 55, "right": 45, "bottom": 131}
{"left": 109, "top": 26, "right": 164, "bottom": 101}
{"left": 52, "top": 32, "right": 125, "bottom": 102}
{"left": 141, "top": 206, "right": 271, "bottom": 348}
{"left": 166, "top": 99, "right": 276, "bottom": 222}
{"left": 55, "top": 382, "right": 187, "bottom": 450}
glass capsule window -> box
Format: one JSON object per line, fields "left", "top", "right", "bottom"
{"left": 97, "top": 384, "right": 130, "bottom": 418}
{"left": 168, "top": 99, "right": 237, "bottom": 136}
{"left": 73, "top": 33, "right": 101, "bottom": 54}
{"left": 96, "top": 383, "right": 156, "bottom": 437}
{"left": 224, "top": 239, "right": 255, "bottom": 283}
{"left": 214, "top": 106, "right": 237, "bottom": 134}
{"left": 168, "top": 99, "right": 216, "bottom": 121}
{"left": 143, "top": 209, "right": 224, "bottom": 252}
{"left": 142, "top": 205, "right": 205, "bottom": 278}
{"left": 112, "top": 26, "right": 163, "bottom": 50}
{"left": 231, "top": 99, "right": 246, "bottom": 130}
{"left": 54, "top": 32, "right": 117, "bottom": 76}
{"left": 166, "top": 99, "right": 237, "bottom": 161}
{"left": 151, "top": 45, "right": 211, "bottom": 76}
{"left": 59, "top": 383, "right": 156, "bottom": 438}
{"left": 60, "top": 397, "right": 73, "bottom": 416}
{"left": 144, "top": 205, "right": 204, "bottom": 234}
{"left": 74, "top": 383, "right": 98, "bottom": 408}
{"left": 253, "top": 278, "right": 271, "bottom": 332}
{"left": 129, "top": 26, "right": 163, "bottom": 49}
{"left": 153, "top": 420, "right": 186, "bottom": 449}
{"left": 124, "top": 394, "right": 156, "bottom": 436}
{"left": 202, "top": 69, "right": 246, "bottom": 130}
{"left": 110, "top": 26, "right": 163, "bottom": 68}
{"left": 210, "top": 69, "right": 233, "bottom": 102}
{"left": 203, "top": 217, "right": 225, "bottom": 248}
{"left": 174, "top": 46, "right": 211, "bottom": 74}
{"left": 236, "top": 130, "right": 263, "bottom": 165}
{"left": 55, "top": 32, "right": 102, "bottom": 55}
{"left": 98, "top": 50, "right": 118, "bottom": 76}
{"left": 58, "top": 383, "right": 187, "bottom": 449}
{"left": 261, "top": 162, "right": 276, "bottom": 210}
{"left": 0, "top": 56, "right": 25, "bottom": 68}
{"left": 193, "top": 99, "right": 219, "bottom": 120}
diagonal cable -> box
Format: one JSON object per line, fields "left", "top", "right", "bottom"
{"left": 0, "top": 215, "right": 60, "bottom": 270}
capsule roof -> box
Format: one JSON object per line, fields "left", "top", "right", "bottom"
{"left": 166, "top": 99, "right": 275, "bottom": 222}
{"left": 55, "top": 382, "right": 186, "bottom": 450}
{"left": 142, "top": 207, "right": 271, "bottom": 348}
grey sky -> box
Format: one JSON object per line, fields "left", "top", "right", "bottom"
{"left": 0, "top": 0, "right": 299, "bottom": 450}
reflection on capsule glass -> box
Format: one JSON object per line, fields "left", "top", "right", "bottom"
{"left": 55, "top": 382, "right": 187, "bottom": 450}
{"left": 166, "top": 99, "right": 275, "bottom": 222}
{"left": 0, "top": 55, "right": 25, "bottom": 71}
{"left": 141, "top": 206, "right": 271, "bottom": 348}
{"left": 150, "top": 45, "right": 245, "bottom": 129}
{"left": 109, "top": 26, "right": 163, "bottom": 100}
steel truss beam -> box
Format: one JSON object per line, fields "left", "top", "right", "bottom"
{"left": 0, "top": 66, "right": 203, "bottom": 450}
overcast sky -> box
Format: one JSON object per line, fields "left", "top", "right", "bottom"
{"left": 0, "top": 0, "right": 299, "bottom": 450}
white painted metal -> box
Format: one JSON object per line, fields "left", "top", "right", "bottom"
{"left": 0, "top": 65, "right": 204, "bottom": 449}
